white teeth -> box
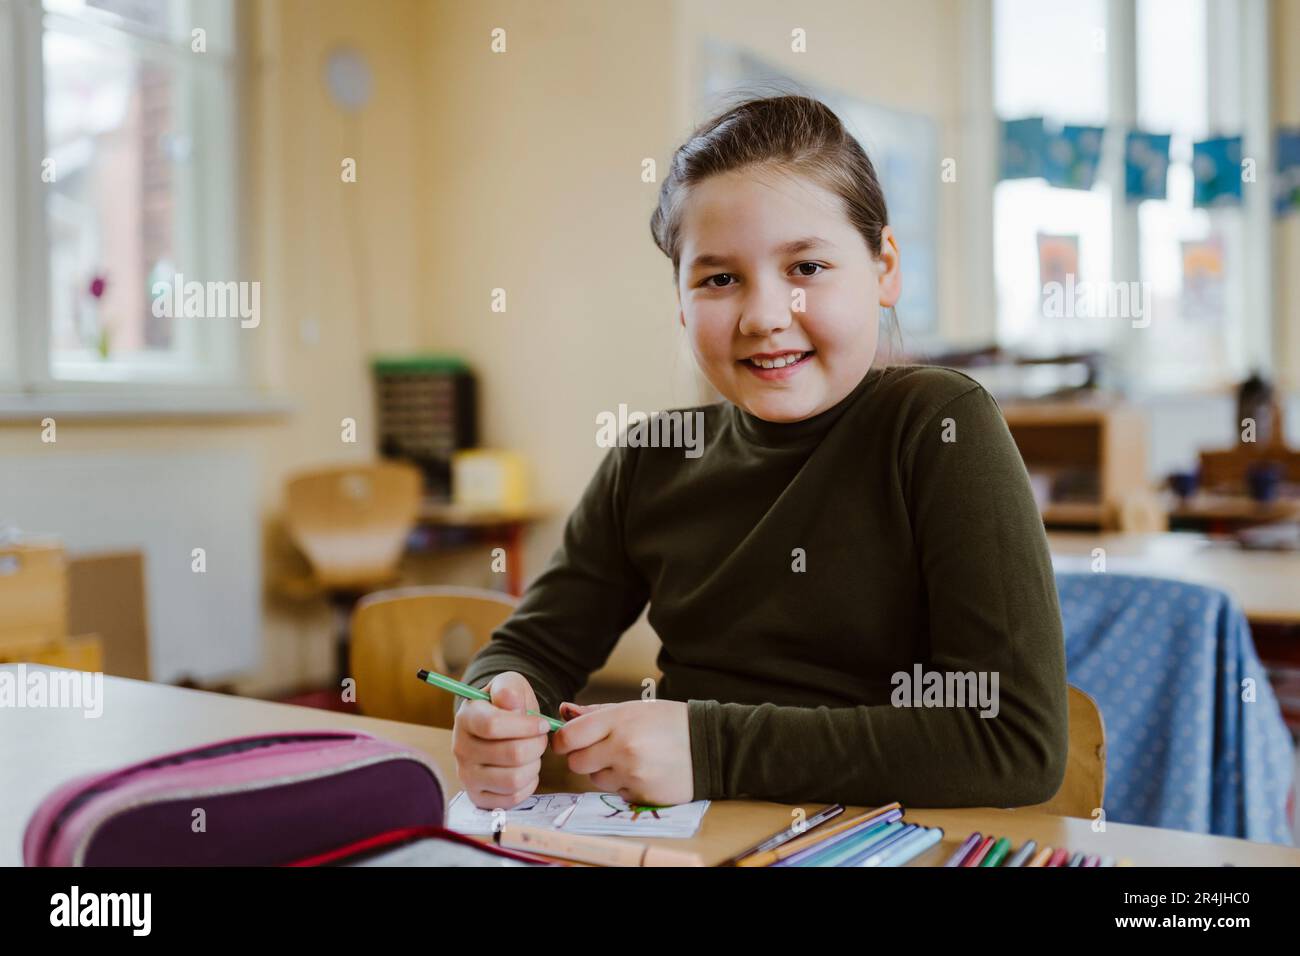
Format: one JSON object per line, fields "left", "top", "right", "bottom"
{"left": 751, "top": 352, "right": 804, "bottom": 369}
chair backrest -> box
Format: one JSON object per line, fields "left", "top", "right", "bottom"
{"left": 284, "top": 462, "right": 423, "bottom": 591}
{"left": 349, "top": 585, "right": 519, "bottom": 727}
{"left": 1056, "top": 571, "right": 1294, "bottom": 841}
{"left": 1024, "top": 685, "right": 1106, "bottom": 819}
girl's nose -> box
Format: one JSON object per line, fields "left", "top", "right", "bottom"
{"left": 738, "top": 289, "right": 795, "bottom": 337}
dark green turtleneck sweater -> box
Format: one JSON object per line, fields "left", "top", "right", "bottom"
{"left": 461, "top": 365, "right": 1069, "bottom": 808}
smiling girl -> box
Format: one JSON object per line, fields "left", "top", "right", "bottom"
{"left": 454, "top": 93, "right": 1068, "bottom": 811}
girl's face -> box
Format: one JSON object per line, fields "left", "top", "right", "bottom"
{"left": 676, "top": 169, "right": 901, "bottom": 423}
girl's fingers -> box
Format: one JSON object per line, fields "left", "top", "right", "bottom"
{"left": 466, "top": 759, "right": 542, "bottom": 797}
{"left": 560, "top": 701, "right": 615, "bottom": 718}
{"left": 562, "top": 734, "right": 620, "bottom": 777}
{"left": 461, "top": 699, "right": 552, "bottom": 740}
{"left": 461, "top": 732, "right": 548, "bottom": 769}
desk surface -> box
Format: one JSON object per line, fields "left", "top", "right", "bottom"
{"left": 3, "top": 668, "right": 1297, "bottom": 867}
{"left": 1049, "top": 531, "right": 1300, "bottom": 625}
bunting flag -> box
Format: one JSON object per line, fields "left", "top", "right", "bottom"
{"left": 1000, "top": 117, "right": 1046, "bottom": 180}
{"left": 995, "top": 116, "right": 1297, "bottom": 216}
{"left": 1192, "top": 136, "right": 1243, "bottom": 207}
{"left": 1044, "top": 125, "right": 1104, "bottom": 190}
{"left": 1125, "top": 131, "right": 1171, "bottom": 202}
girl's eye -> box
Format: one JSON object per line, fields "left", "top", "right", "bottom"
{"left": 702, "top": 263, "right": 823, "bottom": 288}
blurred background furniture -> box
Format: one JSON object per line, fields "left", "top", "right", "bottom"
{"left": 410, "top": 502, "right": 552, "bottom": 597}
{"left": 1056, "top": 571, "right": 1294, "bottom": 843}
{"left": 67, "top": 550, "right": 150, "bottom": 680}
{"left": 280, "top": 461, "right": 423, "bottom": 684}
{"left": 349, "top": 585, "right": 518, "bottom": 727}
{"left": 1001, "top": 401, "right": 1165, "bottom": 532}
{"left": 0, "top": 535, "right": 103, "bottom": 673}
{"left": 1051, "top": 531, "right": 1300, "bottom": 737}
{"left": 1049, "top": 531, "right": 1300, "bottom": 627}
{"left": 1162, "top": 376, "right": 1300, "bottom": 533}
{"left": 373, "top": 355, "right": 478, "bottom": 502}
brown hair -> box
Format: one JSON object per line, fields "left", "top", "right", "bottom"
{"left": 649, "top": 88, "right": 902, "bottom": 355}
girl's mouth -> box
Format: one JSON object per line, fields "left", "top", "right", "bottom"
{"left": 739, "top": 350, "right": 815, "bottom": 381}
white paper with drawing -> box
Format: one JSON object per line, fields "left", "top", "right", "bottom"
{"left": 447, "top": 791, "right": 709, "bottom": 838}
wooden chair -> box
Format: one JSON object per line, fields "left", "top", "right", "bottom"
{"left": 283, "top": 462, "right": 423, "bottom": 592}
{"left": 283, "top": 461, "right": 424, "bottom": 681}
{"left": 1023, "top": 685, "right": 1106, "bottom": 819}
{"left": 349, "top": 585, "right": 518, "bottom": 727}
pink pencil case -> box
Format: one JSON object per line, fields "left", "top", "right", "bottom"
{"left": 23, "top": 730, "right": 538, "bottom": 867}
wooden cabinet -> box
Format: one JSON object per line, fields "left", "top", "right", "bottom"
{"left": 1001, "top": 402, "right": 1164, "bottom": 532}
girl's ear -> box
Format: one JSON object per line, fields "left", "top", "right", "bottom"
{"left": 876, "top": 226, "right": 902, "bottom": 308}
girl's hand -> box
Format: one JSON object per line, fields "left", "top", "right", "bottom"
{"left": 451, "top": 672, "right": 551, "bottom": 810}
{"left": 551, "top": 699, "right": 694, "bottom": 806}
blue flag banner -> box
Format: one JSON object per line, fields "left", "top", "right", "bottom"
{"left": 1192, "top": 136, "right": 1243, "bottom": 207}
{"left": 1276, "top": 128, "right": 1300, "bottom": 217}
{"left": 1044, "top": 125, "right": 1104, "bottom": 190}
{"left": 1000, "top": 117, "right": 1046, "bottom": 180}
{"left": 1125, "top": 130, "right": 1171, "bottom": 202}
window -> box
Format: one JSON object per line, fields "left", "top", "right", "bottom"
{"left": 992, "top": 0, "right": 1272, "bottom": 394}
{"left": 0, "top": 0, "right": 243, "bottom": 397}
{"left": 993, "top": 0, "right": 1111, "bottom": 355}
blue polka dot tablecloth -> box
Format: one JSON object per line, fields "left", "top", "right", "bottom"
{"left": 1058, "top": 572, "right": 1295, "bottom": 845}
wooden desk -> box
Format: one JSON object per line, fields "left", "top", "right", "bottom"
{"left": 1048, "top": 531, "right": 1300, "bottom": 626}
{"left": 412, "top": 502, "right": 553, "bottom": 596}
{"left": 3, "top": 668, "right": 1296, "bottom": 866}
{"left": 1164, "top": 494, "right": 1300, "bottom": 534}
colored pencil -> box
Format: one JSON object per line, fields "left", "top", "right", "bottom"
{"left": 791, "top": 820, "right": 905, "bottom": 867}
{"left": 737, "top": 803, "right": 901, "bottom": 868}
{"left": 944, "top": 831, "right": 982, "bottom": 867}
{"left": 980, "top": 836, "right": 1013, "bottom": 867}
{"left": 779, "top": 810, "right": 905, "bottom": 867}
{"left": 868, "top": 826, "right": 944, "bottom": 868}
{"left": 1004, "top": 840, "right": 1038, "bottom": 868}
{"left": 1027, "top": 846, "right": 1054, "bottom": 867}
{"left": 963, "top": 835, "right": 996, "bottom": 867}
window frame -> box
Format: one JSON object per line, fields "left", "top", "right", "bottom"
{"left": 0, "top": 0, "right": 255, "bottom": 409}
{"left": 984, "top": 0, "right": 1275, "bottom": 396}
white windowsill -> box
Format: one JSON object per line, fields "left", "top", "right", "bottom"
{"left": 0, "top": 390, "right": 295, "bottom": 422}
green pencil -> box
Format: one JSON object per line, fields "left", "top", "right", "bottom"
{"left": 980, "top": 836, "right": 1013, "bottom": 867}
{"left": 415, "top": 668, "right": 567, "bottom": 731}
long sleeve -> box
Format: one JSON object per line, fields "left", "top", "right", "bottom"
{"left": 687, "top": 384, "right": 1070, "bottom": 807}
{"left": 460, "top": 445, "right": 650, "bottom": 721}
